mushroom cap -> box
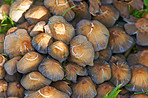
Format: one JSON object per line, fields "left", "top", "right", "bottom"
{"left": 0, "top": 34, "right": 5, "bottom": 53}
{"left": 0, "top": 80, "right": 8, "bottom": 93}
{"left": 130, "top": 94, "right": 148, "bottom": 98}
{"left": 124, "top": 23, "right": 138, "bottom": 35}
{"left": 24, "top": 86, "right": 70, "bottom": 98}
{"left": 65, "top": 63, "right": 88, "bottom": 82}
{"left": 136, "top": 18, "right": 148, "bottom": 33}
{"left": 0, "top": 55, "right": 7, "bottom": 79}
{"left": 39, "top": 58, "right": 64, "bottom": 81}
{"left": 5, "top": 73, "right": 22, "bottom": 82}
{"left": 110, "top": 54, "right": 126, "bottom": 63}
{"left": 4, "top": 56, "right": 21, "bottom": 75}
{"left": 0, "top": 4, "right": 10, "bottom": 20}
{"left": 48, "top": 16, "right": 75, "bottom": 44}
{"left": 125, "top": 65, "right": 148, "bottom": 92}
{"left": 32, "top": 33, "right": 53, "bottom": 54}
{"left": 44, "top": 0, "right": 75, "bottom": 21}
{"left": 110, "top": 61, "right": 131, "bottom": 87}
{"left": 71, "top": 77, "right": 97, "bottom": 98}
{"left": 6, "top": 27, "right": 18, "bottom": 36}
{"left": 100, "top": 0, "right": 113, "bottom": 4}
{"left": 4, "top": 29, "right": 34, "bottom": 58}
{"left": 109, "top": 27, "right": 134, "bottom": 53}
{"left": 17, "top": 51, "right": 43, "bottom": 73}
{"left": 88, "top": 60, "right": 111, "bottom": 84}
{"left": 17, "top": 21, "right": 29, "bottom": 30}
{"left": 128, "top": 0, "right": 143, "bottom": 10}
{"left": 123, "top": 15, "right": 138, "bottom": 24}
{"left": 48, "top": 41, "right": 69, "bottom": 63}
{"left": 92, "top": 5, "right": 119, "bottom": 27}
{"left": 69, "top": 35, "right": 95, "bottom": 67}
{"left": 144, "top": 13, "right": 148, "bottom": 19}
{"left": 21, "top": 72, "right": 51, "bottom": 90}
{"left": 25, "top": 6, "right": 51, "bottom": 25}
{"left": 76, "top": 19, "right": 109, "bottom": 51}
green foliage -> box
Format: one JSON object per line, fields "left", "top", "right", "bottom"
{"left": 144, "top": 0, "right": 148, "bottom": 7}
{"left": 131, "top": 8, "right": 148, "bottom": 18}
{"left": 134, "top": 90, "right": 148, "bottom": 95}
{"left": 1, "top": 0, "right": 15, "bottom": 5}
{"left": 62, "top": 5, "right": 76, "bottom": 17}
{"left": 1, "top": 53, "right": 8, "bottom": 57}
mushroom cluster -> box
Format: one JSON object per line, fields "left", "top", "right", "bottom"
{"left": 0, "top": 0, "right": 148, "bottom": 98}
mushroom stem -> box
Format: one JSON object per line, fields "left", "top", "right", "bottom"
{"left": 124, "top": 43, "right": 136, "bottom": 58}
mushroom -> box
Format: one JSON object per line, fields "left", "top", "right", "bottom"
{"left": 71, "top": 77, "right": 97, "bottom": 98}
{"left": 25, "top": 6, "right": 51, "bottom": 25}
{"left": 65, "top": 63, "right": 88, "bottom": 82}
{"left": 4, "top": 29, "right": 34, "bottom": 58}
{"left": 130, "top": 94, "right": 148, "bottom": 98}
{"left": 100, "top": 0, "right": 113, "bottom": 4}
{"left": 27, "top": 25, "right": 35, "bottom": 33}
{"left": 7, "top": 82, "right": 24, "bottom": 98}
{"left": 9, "top": 0, "right": 33, "bottom": 23}
{"left": 128, "top": 0, "right": 143, "bottom": 10}
{"left": 144, "top": 13, "right": 148, "bottom": 19}
{"left": 17, "top": 51, "right": 43, "bottom": 73}
{"left": 0, "top": 34, "right": 5, "bottom": 53}
{"left": 44, "top": 0, "right": 75, "bottom": 21}
{"left": 24, "top": 86, "right": 70, "bottom": 98}
{"left": 94, "top": 51, "right": 99, "bottom": 60}
{"left": 4, "top": 56, "right": 21, "bottom": 75}
{"left": 69, "top": 35, "right": 94, "bottom": 67}
{"left": 117, "top": 88, "right": 132, "bottom": 98}
{"left": 108, "top": 27, "right": 134, "bottom": 53}
{"left": 0, "top": 4, "right": 10, "bottom": 20}
{"left": 17, "top": 21, "right": 29, "bottom": 30}
{"left": 38, "top": 58, "right": 64, "bottom": 81}
{"left": 87, "top": 60, "right": 111, "bottom": 84}
{"left": 110, "top": 54, "right": 126, "bottom": 63}
{"left": 32, "top": 33, "right": 53, "bottom": 54}
{"left": 125, "top": 65, "right": 148, "bottom": 92}
{"left": 92, "top": 5, "right": 119, "bottom": 27}
{"left": 30, "top": 21, "right": 46, "bottom": 37}
{"left": 5, "top": 73, "right": 22, "bottom": 82}
{"left": 76, "top": 19, "right": 109, "bottom": 51}
{"left": 51, "top": 81, "right": 72, "bottom": 96}
{"left": 48, "top": 16, "right": 75, "bottom": 44}
{"left": 21, "top": 72, "right": 51, "bottom": 90}
{"left": 0, "top": 80, "right": 8, "bottom": 97}
{"left": 6, "top": 27, "right": 18, "bottom": 36}
{"left": 48, "top": 41, "right": 69, "bottom": 63}
{"left": 0, "top": 54, "right": 7, "bottom": 79}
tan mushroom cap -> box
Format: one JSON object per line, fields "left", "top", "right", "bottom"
{"left": 69, "top": 35, "right": 94, "bottom": 67}
{"left": 130, "top": 94, "right": 148, "bottom": 98}
{"left": 24, "top": 86, "right": 70, "bottom": 98}
{"left": 144, "top": 13, "right": 148, "bottom": 19}
{"left": 0, "top": 80, "right": 8, "bottom": 93}
{"left": 0, "top": 34, "right": 5, "bottom": 53}
{"left": 124, "top": 23, "right": 138, "bottom": 35}
{"left": 25, "top": 6, "right": 51, "bottom": 25}
{"left": 6, "top": 27, "right": 18, "bottom": 36}
{"left": 44, "top": 0, "right": 75, "bottom": 21}
{"left": 17, "top": 21, "right": 29, "bottom": 30}
{"left": 136, "top": 18, "right": 148, "bottom": 33}
{"left": 89, "top": 0, "right": 101, "bottom": 16}
{"left": 110, "top": 54, "right": 126, "bottom": 63}
{"left": 76, "top": 19, "right": 109, "bottom": 51}
{"left": 21, "top": 72, "right": 51, "bottom": 90}
{"left": 93, "top": 5, "right": 119, "bottom": 27}
{"left": 9, "top": 0, "right": 33, "bottom": 23}
{"left": 0, "top": 4, "right": 10, "bottom": 20}
{"left": 0, "top": 55, "right": 7, "bottom": 79}
{"left": 128, "top": 0, "right": 143, "bottom": 10}
{"left": 48, "top": 41, "right": 69, "bottom": 63}
{"left": 17, "top": 51, "right": 43, "bottom": 73}
{"left": 4, "top": 29, "right": 34, "bottom": 58}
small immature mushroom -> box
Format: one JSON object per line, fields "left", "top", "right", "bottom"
{"left": 88, "top": 60, "right": 111, "bottom": 84}
{"left": 51, "top": 81, "right": 72, "bottom": 96}
{"left": 21, "top": 72, "right": 51, "bottom": 90}
{"left": 25, "top": 6, "right": 51, "bottom": 25}
{"left": 76, "top": 19, "right": 109, "bottom": 51}
{"left": 39, "top": 58, "right": 64, "bottom": 81}
{"left": 0, "top": 80, "right": 8, "bottom": 97}
{"left": 5, "top": 73, "right": 22, "bottom": 82}
{"left": 17, "top": 21, "right": 29, "bottom": 30}
{"left": 110, "top": 61, "right": 131, "bottom": 87}
{"left": 0, "top": 34, "right": 5, "bottom": 53}
{"left": 65, "top": 63, "right": 88, "bottom": 82}
{"left": 71, "top": 77, "right": 97, "bottom": 98}
{"left": 92, "top": 5, "right": 119, "bottom": 27}
{"left": 48, "top": 16, "right": 75, "bottom": 44}
{"left": 6, "top": 27, "right": 18, "bottom": 36}
{"left": 125, "top": 65, "right": 148, "bottom": 92}
{"left": 24, "top": 86, "right": 70, "bottom": 98}
{"left": 44, "top": 0, "right": 75, "bottom": 21}
{"left": 0, "top": 54, "right": 7, "bottom": 79}
{"left": 109, "top": 27, "right": 134, "bottom": 53}
{"left": 4, "top": 56, "right": 21, "bottom": 75}
{"left": 69, "top": 35, "right": 94, "bottom": 67}
{"left": 0, "top": 4, "right": 10, "bottom": 20}
{"left": 9, "top": 0, "right": 33, "bottom": 23}
{"left": 32, "top": 33, "right": 53, "bottom": 54}
{"left": 17, "top": 51, "right": 43, "bottom": 73}
{"left": 30, "top": 21, "right": 46, "bottom": 37}
{"left": 130, "top": 94, "right": 148, "bottom": 98}
{"left": 48, "top": 41, "right": 69, "bottom": 63}
{"left": 7, "top": 82, "right": 24, "bottom": 98}
{"left": 4, "top": 29, "right": 34, "bottom": 58}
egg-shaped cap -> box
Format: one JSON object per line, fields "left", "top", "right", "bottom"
{"left": 71, "top": 77, "right": 97, "bottom": 98}
{"left": 69, "top": 35, "right": 95, "bottom": 67}
{"left": 109, "top": 27, "right": 134, "bottom": 53}
{"left": 125, "top": 65, "right": 148, "bottom": 92}
{"left": 4, "top": 29, "right": 34, "bottom": 58}
{"left": 39, "top": 58, "right": 64, "bottom": 81}
{"left": 0, "top": 4, "right": 10, "bottom": 20}
{"left": 0, "top": 34, "right": 5, "bottom": 53}
{"left": 32, "top": 33, "right": 53, "bottom": 54}
{"left": 76, "top": 19, "right": 109, "bottom": 51}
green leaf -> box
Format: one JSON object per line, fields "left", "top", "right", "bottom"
{"left": 112, "top": 90, "right": 121, "bottom": 98}
{"left": 124, "top": 84, "right": 133, "bottom": 87}
{"left": 103, "top": 91, "right": 110, "bottom": 98}
{"left": 1, "top": 53, "right": 8, "bottom": 57}
{"left": 144, "top": 0, "right": 148, "bottom": 7}
{"left": 62, "top": 5, "right": 76, "bottom": 17}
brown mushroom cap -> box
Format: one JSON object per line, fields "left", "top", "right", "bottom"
{"left": 17, "top": 21, "right": 29, "bottom": 30}
{"left": 110, "top": 54, "right": 126, "bottom": 63}
{"left": 88, "top": 60, "right": 111, "bottom": 84}
{"left": 6, "top": 27, "right": 18, "bottom": 36}
{"left": 123, "top": 15, "right": 138, "bottom": 24}
{"left": 21, "top": 72, "right": 51, "bottom": 90}
{"left": 89, "top": 0, "right": 101, "bottom": 16}
{"left": 48, "top": 41, "right": 69, "bottom": 63}
{"left": 136, "top": 18, "right": 148, "bottom": 33}
{"left": 125, "top": 65, "right": 148, "bottom": 92}
{"left": 130, "top": 94, "right": 148, "bottom": 98}
{"left": 69, "top": 35, "right": 94, "bottom": 67}
{"left": 0, "top": 4, "right": 10, "bottom": 20}
{"left": 124, "top": 23, "right": 138, "bottom": 35}
{"left": 100, "top": 0, "right": 113, "bottom": 4}
{"left": 128, "top": 0, "right": 143, "bottom": 10}
{"left": 5, "top": 73, "right": 22, "bottom": 82}
{"left": 44, "top": 0, "right": 75, "bottom": 21}
{"left": 144, "top": 13, "right": 148, "bottom": 19}
{"left": 0, "top": 34, "right": 5, "bottom": 53}
{"left": 25, "top": 6, "right": 51, "bottom": 25}
{"left": 92, "top": 5, "right": 119, "bottom": 27}
{"left": 17, "top": 51, "right": 43, "bottom": 73}
{"left": 76, "top": 19, "right": 109, "bottom": 51}
{"left": 71, "top": 77, "right": 97, "bottom": 98}
{"left": 0, "top": 80, "right": 8, "bottom": 97}
{"left": 0, "top": 55, "right": 7, "bottom": 79}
